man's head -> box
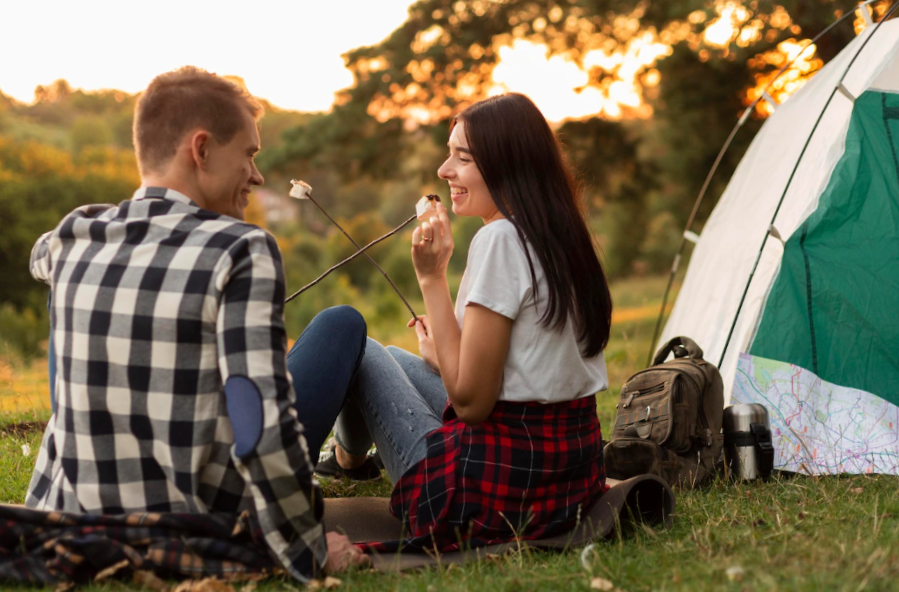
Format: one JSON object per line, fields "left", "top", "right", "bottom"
{"left": 133, "top": 67, "right": 264, "bottom": 220}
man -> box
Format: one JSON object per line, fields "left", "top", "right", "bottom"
{"left": 26, "top": 67, "right": 368, "bottom": 580}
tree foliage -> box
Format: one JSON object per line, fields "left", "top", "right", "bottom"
{"left": 266, "top": 0, "right": 867, "bottom": 274}
{"left": 0, "top": 0, "right": 885, "bottom": 358}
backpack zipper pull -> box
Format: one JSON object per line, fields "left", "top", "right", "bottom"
{"left": 623, "top": 391, "right": 638, "bottom": 408}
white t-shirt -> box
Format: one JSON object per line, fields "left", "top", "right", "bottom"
{"left": 454, "top": 218, "right": 609, "bottom": 403}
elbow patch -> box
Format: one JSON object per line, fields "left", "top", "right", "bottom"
{"left": 224, "top": 376, "right": 264, "bottom": 458}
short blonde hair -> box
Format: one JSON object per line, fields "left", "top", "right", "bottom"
{"left": 133, "top": 66, "right": 263, "bottom": 174}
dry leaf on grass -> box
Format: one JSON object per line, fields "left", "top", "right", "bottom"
{"left": 171, "top": 577, "right": 236, "bottom": 592}
{"left": 240, "top": 581, "right": 258, "bottom": 592}
{"left": 94, "top": 559, "right": 131, "bottom": 582}
{"left": 53, "top": 583, "right": 75, "bottom": 592}
{"left": 590, "top": 577, "right": 615, "bottom": 591}
{"left": 307, "top": 576, "right": 342, "bottom": 589}
{"left": 725, "top": 566, "right": 745, "bottom": 582}
{"left": 850, "top": 487, "right": 864, "bottom": 494}
{"left": 134, "top": 570, "right": 169, "bottom": 592}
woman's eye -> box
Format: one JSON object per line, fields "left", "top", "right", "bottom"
{"left": 459, "top": 157, "right": 471, "bottom": 163}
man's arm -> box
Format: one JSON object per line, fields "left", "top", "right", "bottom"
{"left": 215, "top": 229, "right": 327, "bottom": 582}
{"left": 30, "top": 204, "right": 116, "bottom": 285}
{"left": 30, "top": 231, "right": 54, "bottom": 285}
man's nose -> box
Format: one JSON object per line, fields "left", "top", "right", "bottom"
{"left": 251, "top": 165, "right": 264, "bottom": 186}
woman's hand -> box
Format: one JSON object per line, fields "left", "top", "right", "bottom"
{"left": 411, "top": 202, "right": 453, "bottom": 283}
{"left": 407, "top": 315, "right": 440, "bottom": 374}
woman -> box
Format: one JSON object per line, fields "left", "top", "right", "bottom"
{"left": 330, "top": 93, "right": 613, "bottom": 551}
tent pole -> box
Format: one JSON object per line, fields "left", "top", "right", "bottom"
{"left": 716, "top": 0, "right": 899, "bottom": 369}
{"left": 647, "top": 119, "right": 746, "bottom": 367}
{"left": 647, "top": 1, "right": 886, "bottom": 368}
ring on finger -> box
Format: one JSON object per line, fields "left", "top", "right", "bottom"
{"left": 422, "top": 237, "right": 433, "bottom": 242}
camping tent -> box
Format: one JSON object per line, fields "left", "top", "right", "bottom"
{"left": 658, "top": 17, "right": 899, "bottom": 475}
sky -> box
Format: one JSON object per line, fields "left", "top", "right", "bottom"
{"left": 1, "top": 0, "right": 416, "bottom": 112}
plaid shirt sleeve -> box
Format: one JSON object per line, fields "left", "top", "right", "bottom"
{"left": 214, "top": 228, "right": 327, "bottom": 581}
{"left": 30, "top": 204, "right": 115, "bottom": 284}
{"left": 29, "top": 231, "right": 54, "bottom": 285}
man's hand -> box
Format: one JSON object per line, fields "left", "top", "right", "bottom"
{"left": 407, "top": 315, "right": 440, "bottom": 374}
{"left": 323, "top": 532, "right": 370, "bottom": 574}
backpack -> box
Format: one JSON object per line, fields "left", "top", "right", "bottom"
{"left": 602, "top": 337, "right": 724, "bottom": 488}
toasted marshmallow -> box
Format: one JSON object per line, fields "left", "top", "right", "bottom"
{"left": 289, "top": 179, "right": 313, "bottom": 200}
{"left": 416, "top": 194, "right": 441, "bottom": 219}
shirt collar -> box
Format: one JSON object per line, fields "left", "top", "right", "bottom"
{"left": 132, "top": 186, "right": 199, "bottom": 207}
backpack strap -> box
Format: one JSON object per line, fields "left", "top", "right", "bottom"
{"left": 652, "top": 336, "right": 704, "bottom": 366}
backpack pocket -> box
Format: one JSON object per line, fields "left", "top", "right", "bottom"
{"left": 603, "top": 438, "right": 680, "bottom": 484}
{"left": 613, "top": 376, "right": 680, "bottom": 449}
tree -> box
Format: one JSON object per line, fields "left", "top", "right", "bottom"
{"left": 269, "top": 0, "right": 866, "bottom": 275}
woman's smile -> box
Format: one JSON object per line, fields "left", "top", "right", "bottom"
{"left": 450, "top": 185, "right": 468, "bottom": 202}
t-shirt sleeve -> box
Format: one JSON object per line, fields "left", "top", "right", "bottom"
{"left": 463, "top": 225, "right": 533, "bottom": 320}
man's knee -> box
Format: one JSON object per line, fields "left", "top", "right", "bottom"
{"left": 318, "top": 305, "right": 367, "bottom": 344}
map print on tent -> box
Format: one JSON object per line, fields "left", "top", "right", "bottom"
{"left": 733, "top": 353, "right": 899, "bottom": 475}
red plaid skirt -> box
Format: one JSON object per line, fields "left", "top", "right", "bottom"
{"left": 365, "top": 394, "right": 607, "bottom": 553}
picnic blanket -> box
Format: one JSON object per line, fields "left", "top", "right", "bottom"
{"left": 0, "top": 475, "right": 674, "bottom": 584}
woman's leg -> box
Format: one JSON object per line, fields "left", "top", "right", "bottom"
{"left": 385, "top": 345, "right": 447, "bottom": 417}
{"left": 334, "top": 345, "right": 446, "bottom": 457}
{"left": 286, "top": 305, "right": 367, "bottom": 466}
{"left": 338, "top": 339, "right": 444, "bottom": 483}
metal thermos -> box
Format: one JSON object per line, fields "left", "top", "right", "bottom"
{"left": 723, "top": 404, "right": 774, "bottom": 480}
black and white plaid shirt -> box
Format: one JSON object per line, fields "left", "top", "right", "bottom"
{"left": 26, "top": 187, "right": 326, "bottom": 581}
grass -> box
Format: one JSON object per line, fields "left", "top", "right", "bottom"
{"left": 2, "top": 273, "right": 898, "bottom": 591}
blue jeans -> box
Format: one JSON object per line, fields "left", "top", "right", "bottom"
{"left": 286, "top": 305, "right": 367, "bottom": 466}
{"left": 48, "top": 302, "right": 366, "bottom": 467}
{"left": 336, "top": 339, "right": 447, "bottom": 483}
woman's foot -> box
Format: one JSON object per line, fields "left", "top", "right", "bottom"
{"left": 315, "top": 445, "right": 382, "bottom": 481}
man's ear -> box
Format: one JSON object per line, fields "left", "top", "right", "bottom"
{"left": 189, "top": 130, "right": 213, "bottom": 171}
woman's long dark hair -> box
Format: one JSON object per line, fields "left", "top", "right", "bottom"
{"left": 455, "top": 93, "right": 612, "bottom": 357}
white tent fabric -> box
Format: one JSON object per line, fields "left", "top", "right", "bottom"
{"left": 658, "top": 20, "right": 899, "bottom": 404}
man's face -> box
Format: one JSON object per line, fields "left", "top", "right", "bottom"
{"left": 201, "top": 111, "right": 264, "bottom": 220}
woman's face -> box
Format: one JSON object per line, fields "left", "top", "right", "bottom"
{"left": 437, "top": 121, "right": 502, "bottom": 224}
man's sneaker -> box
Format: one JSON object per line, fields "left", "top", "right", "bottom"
{"left": 315, "top": 445, "right": 382, "bottom": 481}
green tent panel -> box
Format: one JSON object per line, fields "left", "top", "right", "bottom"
{"left": 750, "top": 90, "right": 899, "bottom": 404}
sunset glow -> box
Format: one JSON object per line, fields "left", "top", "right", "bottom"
{"left": 0, "top": 0, "right": 415, "bottom": 112}
{"left": 0, "top": 0, "right": 875, "bottom": 123}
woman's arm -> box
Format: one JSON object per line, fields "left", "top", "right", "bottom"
{"left": 413, "top": 203, "right": 512, "bottom": 425}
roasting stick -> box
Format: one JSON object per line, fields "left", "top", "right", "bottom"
{"left": 284, "top": 213, "right": 417, "bottom": 304}
{"left": 287, "top": 180, "right": 420, "bottom": 322}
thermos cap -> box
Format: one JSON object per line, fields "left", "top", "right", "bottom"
{"left": 723, "top": 403, "right": 770, "bottom": 434}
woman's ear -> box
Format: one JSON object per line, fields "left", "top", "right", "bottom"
{"left": 500, "top": 192, "right": 513, "bottom": 216}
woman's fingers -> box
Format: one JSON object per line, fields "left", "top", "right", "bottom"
{"left": 408, "top": 314, "right": 429, "bottom": 328}
{"left": 420, "top": 221, "right": 433, "bottom": 242}
{"left": 411, "top": 225, "right": 422, "bottom": 245}
{"left": 414, "top": 319, "right": 429, "bottom": 340}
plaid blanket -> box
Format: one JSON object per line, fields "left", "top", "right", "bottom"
{"left": 367, "top": 394, "right": 608, "bottom": 553}
{"left": 0, "top": 504, "right": 277, "bottom": 585}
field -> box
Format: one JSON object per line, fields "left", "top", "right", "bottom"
{"left": 2, "top": 274, "right": 898, "bottom": 591}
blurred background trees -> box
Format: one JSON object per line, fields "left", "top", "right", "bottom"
{"left": 0, "top": 0, "right": 889, "bottom": 359}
